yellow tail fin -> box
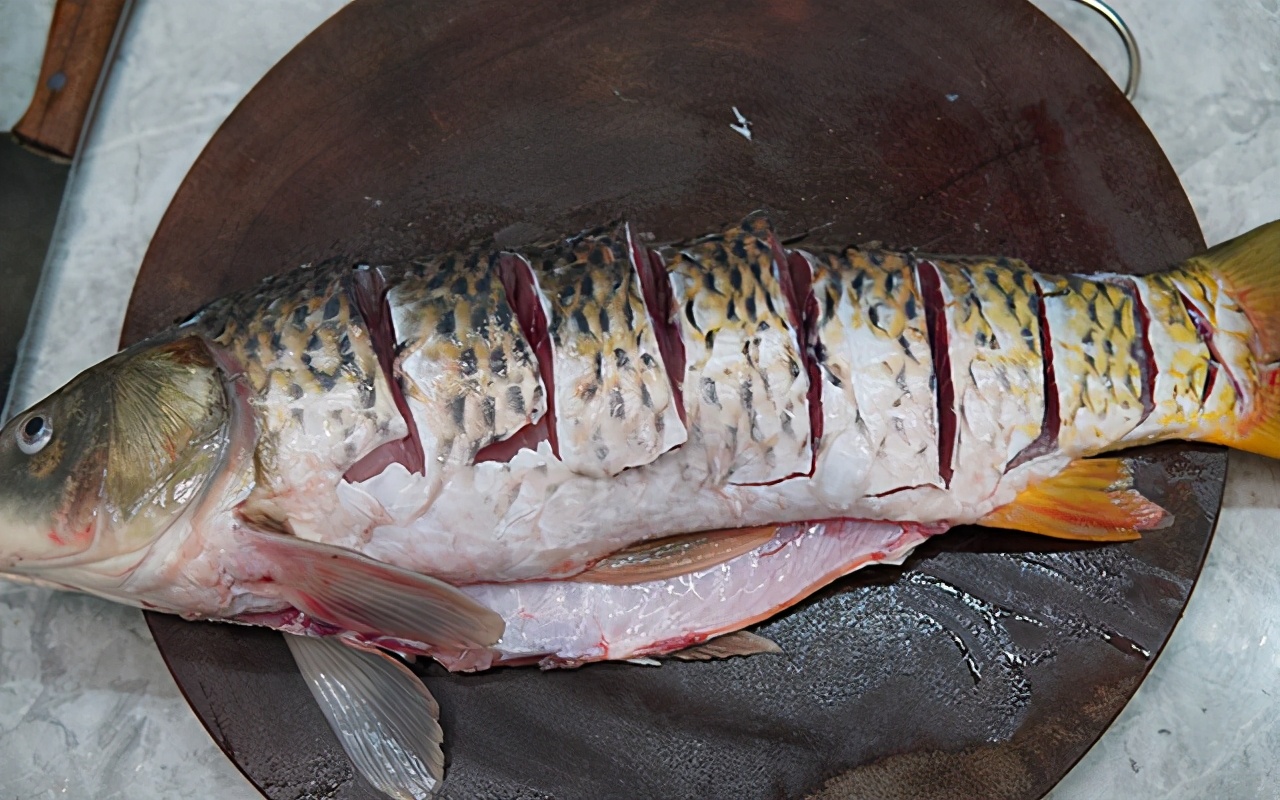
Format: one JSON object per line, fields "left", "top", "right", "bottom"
{"left": 1187, "top": 221, "right": 1280, "bottom": 458}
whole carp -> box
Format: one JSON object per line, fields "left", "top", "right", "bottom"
{"left": 3, "top": 213, "right": 1279, "bottom": 797}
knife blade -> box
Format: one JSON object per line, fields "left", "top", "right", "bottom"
{"left": 0, "top": 0, "right": 131, "bottom": 416}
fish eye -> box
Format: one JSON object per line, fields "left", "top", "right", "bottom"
{"left": 17, "top": 413, "right": 52, "bottom": 455}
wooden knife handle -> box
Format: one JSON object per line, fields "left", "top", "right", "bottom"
{"left": 11, "top": 0, "right": 130, "bottom": 161}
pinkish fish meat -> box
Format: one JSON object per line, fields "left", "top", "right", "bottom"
{"left": 4, "top": 213, "right": 1280, "bottom": 797}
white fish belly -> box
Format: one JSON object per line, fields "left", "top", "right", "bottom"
{"left": 457, "top": 518, "right": 930, "bottom": 665}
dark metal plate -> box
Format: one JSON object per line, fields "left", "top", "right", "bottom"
{"left": 124, "top": 0, "right": 1218, "bottom": 797}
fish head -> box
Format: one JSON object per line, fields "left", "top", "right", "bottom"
{"left": 0, "top": 336, "right": 231, "bottom": 589}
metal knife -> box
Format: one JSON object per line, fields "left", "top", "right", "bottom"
{"left": 0, "top": 0, "right": 132, "bottom": 415}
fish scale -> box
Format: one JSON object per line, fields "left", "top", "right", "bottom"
{"left": 193, "top": 264, "right": 404, "bottom": 493}
{"left": 929, "top": 256, "right": 1045, "bottom": 499}
{"left": 1037, "top": 274, "right": 1146, "bottom": 455}
{"left": 805, "top": 248, "right": 942, "bottom": 501}
{"left": 388, "top": 251, "right": 546, "bottom": 468}
{"left": 1167, "top": 266, "right": 1258, "bottom": 430}
{"left": 661, "top": 216, "right": 812, "bottom": 485}
{"left": 1122, "top": 272, "right": 1211, "bottom": 444}
{"left": 520, "top": 227, "right": 685, "bottom": 477}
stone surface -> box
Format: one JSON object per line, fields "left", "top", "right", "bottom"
{"left": 0, "top": 0, "right": 54, "bottom": 132}
{"left": 0, "top": 0, "right": 1277, "bottom": 798}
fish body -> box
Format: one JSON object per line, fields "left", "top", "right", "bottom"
{"left": 165, "top": 216, "right": 1270, "bottom": 596}
{"left": 4, "top": 214, "right": 1280, "bottom": 796}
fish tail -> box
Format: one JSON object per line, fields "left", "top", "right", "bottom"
{"left": 1181, "top": 221, "right": 1280, "bottom": 458}
{"left": 1219, "top": 363, "right": 1280, "bottom": 459}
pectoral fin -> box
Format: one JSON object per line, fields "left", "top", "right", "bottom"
{"left": 244, "top": 529, "right": 504, "bottom": 649}
{"left": 569, "top": 525, "right": 778, "bottom": 585}
{"left": 286, "top": 634, "right": 444, "bottom": 799}
{"left": 980, "top": 457, "right": 1171, "bottom": 541}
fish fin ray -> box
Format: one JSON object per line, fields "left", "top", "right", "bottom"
{"left": 668, "top": 630, "right": 783, "bottom": 661}
{"left": 568, "top": 525, "right": 778, "bottom": 585}
{"left": 245, "top": 529, "right": 503, "bottom": 649}
{"left": 285, "top": 634, "right": 444, "bottom": 799}
{"left": 979, "top": 457, "right": 1170, "bottom": 541}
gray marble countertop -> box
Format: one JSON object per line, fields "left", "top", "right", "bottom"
{"left": 1, "top": 1, "right": 1278, "bottom": 798}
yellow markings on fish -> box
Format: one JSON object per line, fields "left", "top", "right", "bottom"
{"left": 1168, "top": 265, "right": 1257, "bottom": 432}
{"left": 1122, "top": 273, "right": 1211, "bottom": 443}
{"left": 1037, "top": 273, "right": 1144, "bottom": 455}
